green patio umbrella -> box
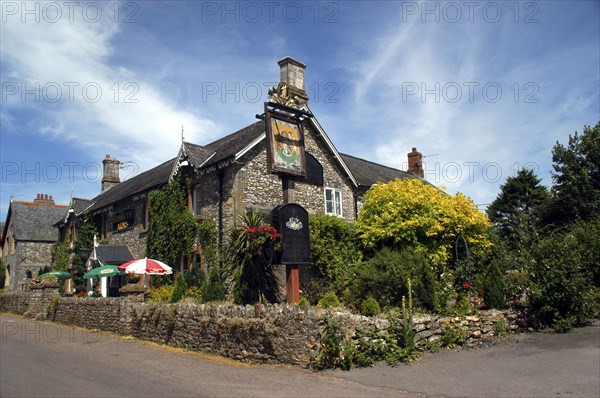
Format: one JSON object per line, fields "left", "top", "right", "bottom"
{"left": 38, "top": 271, "right": 72, "bottom": 280}
{"left": 83, "top": 265, "right": 125, "bottom": 279}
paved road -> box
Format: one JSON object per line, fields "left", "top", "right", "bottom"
{"left": 2, "top": 313, "right": 599, "bottom": 398}
{"left": 0, "top": 313, "right": 415, "bottom": 398}
{"left": 330, "top": 321, "right": 600, "bottom": 398}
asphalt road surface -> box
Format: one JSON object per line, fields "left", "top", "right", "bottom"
{"left": 0, "top": 313, "right": 415, "bottom": 398}
{"left": 331, "top": 320, "right": 600, "bottom": 398}
{"left": 2, "top": 313, "right": 599, "bottom": 398}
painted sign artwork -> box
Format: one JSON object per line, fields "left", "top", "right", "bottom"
{"left": 266, "top": 112, "right": 307, "bottom": 177}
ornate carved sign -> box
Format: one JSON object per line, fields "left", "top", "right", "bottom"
{"left": 268, "top": 82, "right": 300, "bottom": 108}
{"left": 265, "top": 111, "right": 307, "bottom": 177}
{"left": 272, "top": 203, "right": 310, "bottom": 264}
{"left": 112, "top": 209, "right": 134, "bottom": 232}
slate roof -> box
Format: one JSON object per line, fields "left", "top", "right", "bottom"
{"left": 202, "top": 121, "right": 264, "bottom": 166}
{"left": 86, "top": 119, "right": 420, "bottom": 213}
{"left": 6, "top": 202, "right": 68, "bottom": 242}
{"left": 182, "top": 142, "right": 215, "bottom": 168}
{"left": 340, "top": 153, "right": 414, "bottom": 188}
{"left": 89, "top": 157, "right": 176, "bottom": 212}
{"left": 94, "top": 245, "right": 135, "bottom": 265}
{"left": 72, "top": 197, "right": 94, "bottom": 216}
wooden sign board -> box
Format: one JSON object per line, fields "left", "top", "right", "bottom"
{"left": 265, "top": 111, "right": 307, "bottom": 178}
{"left": 272, "top": 203, "right": 310, "bottom": 264}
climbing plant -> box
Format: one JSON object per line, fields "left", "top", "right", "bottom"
{"left": 146, "top": 173, "right": 199, "bottom": 269}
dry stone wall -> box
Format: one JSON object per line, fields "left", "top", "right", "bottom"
{"left": 0, "top": 292, "right": 527, "bottom": 367}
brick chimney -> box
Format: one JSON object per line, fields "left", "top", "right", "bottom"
{"left": 277, "top": 56, "right": 309, "bottom": 104}
{"left": 33, "top": 193, "right": 55, "bottom": 205}
{"left": 101, "top": 154, "right": 120, "bottom": 192}
{"left": 407, "top": 147, "right": 424, "bottom": 178}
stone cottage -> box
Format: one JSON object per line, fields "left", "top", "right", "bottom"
{"left": 1, "top": 195, "right": 68, "bottom": 290}
{"left": 65, "top": 57, "right": 425, "bottom": 283}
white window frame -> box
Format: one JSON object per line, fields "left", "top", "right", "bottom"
{"left": 325, "top": 187, "right": 343, "bottom": 217}
{"left": 193, "top": 185, "right": 202, "bottom": 216}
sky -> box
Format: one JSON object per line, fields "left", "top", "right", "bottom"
{"left": 1, "top": 0, "right": 599, "bottom": 222}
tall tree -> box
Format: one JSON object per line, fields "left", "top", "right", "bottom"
{"left": 546, "top": 122, "right": 600, "bottom": 226}
{"left": 486, "top": 168, "right": 550, "bottom": 252}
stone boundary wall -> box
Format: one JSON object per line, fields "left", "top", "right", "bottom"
{"left": 0, "top": 292, "right": 528, "bottom": 367}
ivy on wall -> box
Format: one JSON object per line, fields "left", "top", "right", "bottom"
{"left": 146, "top": 173, "right": 199, "bottom": 269}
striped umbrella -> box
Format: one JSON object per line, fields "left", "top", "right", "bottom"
{"left": 117, "top": 258, "right": 173, "bottom": 275}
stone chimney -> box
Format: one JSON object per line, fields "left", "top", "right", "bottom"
{"left": 33, "top": 193, "right": 55, "bottom": 205}
{"left": 101, "top": 154, "right": 121, "bottom": 192}
{"left": 277, "top": 56, "right": 309, "bottom": 104}
{"left": 407, "top": 147, "right": 424, "bottom": 178}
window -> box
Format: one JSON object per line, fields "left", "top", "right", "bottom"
{"left": 101, "top": 215, "right": 108, "bottom": 239}
{"left": 141, "top": 201, "right": 149, "bottom": 230}
{"left": 325, "top": 188, "right": 342, "bottom": 216}
{"left": 193, "top": 185, "right": 202, "bottom": 216}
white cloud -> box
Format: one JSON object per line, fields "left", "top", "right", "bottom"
{"left": 1, "top": 8, "right": 218, "bottom": 172}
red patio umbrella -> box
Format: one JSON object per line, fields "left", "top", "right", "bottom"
{"left": 118, "top": 258, "right": 173, "bottom": 275}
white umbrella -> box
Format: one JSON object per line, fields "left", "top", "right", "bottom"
{"left": 117, "top": 258, "right": 173, "bottom": 275}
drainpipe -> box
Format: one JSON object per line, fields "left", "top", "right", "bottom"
{"left": 218, "top": 171, "right": 224, "bottom": 253}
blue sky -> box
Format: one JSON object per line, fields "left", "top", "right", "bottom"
{"left": 1, "top": 0, "right": 599, "bottom": 221}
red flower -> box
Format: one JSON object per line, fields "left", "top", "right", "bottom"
{"left": 463, "top": 282, "right": 471, "bottom": 290}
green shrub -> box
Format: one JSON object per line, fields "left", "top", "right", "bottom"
{"left": 454, "top": 295, "right": 478, "bottom": 316}
{"left": 318, "top": 291, "right": 340, "bottom": 308}
{"left": 530, "top": 227, "right": 598, "bottom": 328}
{"left": 309, "top": 213, "right": 363, "bottom": 284}
{"left": 360, "top": 297, "right": 381, "bottom": 316}
{"left": 147, "top": 284, "right": 175, "bottom": 303}
{"left": 312, "top": 318, "right": 350, "bottom": 371}
{"left": 185, "top": 262, "right": 205, "bottom": 288}
{"left": 185, "top": 286, "right": 202, "bottom": 302}
{"left": 170, "top": 272, "right": 188, "bottom": 303}
{"left": 303, "top": 278, "right": 330, "bottom": 305}
{"left": 414, "top": 261, "right": 438, "bottom": 312}
{"left": 504, "top": 269, "right": 530, "bottom": 306}
{"left": 201, "top": 267, "right": 225, "bottom": 302}
{"left": 297, "top": 296, "right": 310, "bottom": 309}
{"left": 345, "top": 247, "right": 410, "bottom": 309}
{"left": 442, "top": 325, "right": 468, "bottom": 347}
{"left": 428, "top": 340, "right": 441, "bottom": 353}
{"left": 483, "top": 261, "right": 505, "bottom": 308}
{"left": 388, "top": 282, "right": 421, "bottom": 364}
{"left": 494, "top": 318, "right": 509, "bottom": 337}
{"left": 553, "top": 316, "right": 575, "bottom": 333}
{"left": 346, "top": 247, "right": 436, "bottom": 311}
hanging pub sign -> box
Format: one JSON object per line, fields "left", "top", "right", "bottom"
{"left": 112, "top": 209, "right": 134, "bottom": 232}
{"left": 272, "top": 203, "right": 310, "bottom": 264}
{"left": 265, "top": 111, "right": 307, "bottom": 178}
{"left": 263, "top": 81, "right": 310, "bottom": 178}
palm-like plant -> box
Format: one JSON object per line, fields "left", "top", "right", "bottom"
{"left": 229, "top": 209, "right": 283, "bottom": 304}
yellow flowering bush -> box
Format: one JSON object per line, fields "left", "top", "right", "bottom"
{"left": 356, "top": 179, "right": 492, "bottom": 266}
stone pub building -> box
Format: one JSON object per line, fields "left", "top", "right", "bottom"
{"left": 4, "top": 57, "right": 424, "bottom": 299}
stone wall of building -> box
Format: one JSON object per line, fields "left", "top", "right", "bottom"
{"left": 302, "top": 124, "right": 356, "bottom": 222}
{"left": 102, "top": 196, "right": 148, "bottom": 258}
{"left": 6, "top": 241, "right": 55, "bottom": 291}
{"left": 0, "top": 292, "right": 528, "bottom": 367}
{"left": 225, "top": 122, "right": 357, "bottom": 228}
